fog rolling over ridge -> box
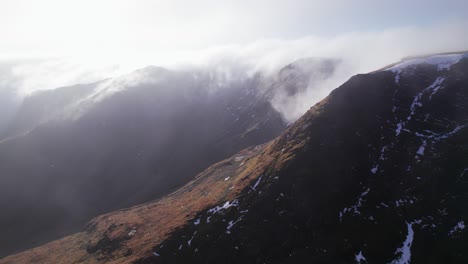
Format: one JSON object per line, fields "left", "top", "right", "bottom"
{"left": 1, "top": 19, "right": 468, "bottom": 125}
{"left": 0, "top": 49, "right": 466, "bottom": 257}
{"left": 0, "top": 58, "right": 345, "bottom": 257}
{"left": 2, "top": 51, "right": 467, "bottom": 264}
{"left": 1, "top": 0, "right": 468, "bottom": 263}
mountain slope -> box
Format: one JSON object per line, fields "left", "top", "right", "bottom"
{"left": 0, "top": 66, "right": 286, "bottom": 257}
{"left": 2, "top": 52, "right": 467, "bottom": 264}
{"left": 0, "top": 59, "right": 339, "bottom": 257}
{"left": 143, "top": 52, "right": 468, "bottom": 264}
{"left": 0, "top": 142, "right": 284, "bottom": 264}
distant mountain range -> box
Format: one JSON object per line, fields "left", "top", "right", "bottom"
{"left": 0, "top": 57, "right": 338, "bottom": 258}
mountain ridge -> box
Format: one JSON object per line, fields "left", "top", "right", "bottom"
{"left": 1, "top": 52, "right": 467, "bottom": 263}
{"left": 0, "top": 58, "right": 340, "bottom": 257}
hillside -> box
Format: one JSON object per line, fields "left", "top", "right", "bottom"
{"left": 2, "top": 52, "right": 467, "bottom": 263}
{"left": 0, "top": 59, "right": 340, "bottom": 257}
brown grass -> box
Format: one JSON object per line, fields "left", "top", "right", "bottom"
{"left": 0, "top": 143, "right": 278, "bottom": 264}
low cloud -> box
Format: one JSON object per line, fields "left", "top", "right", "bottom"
{"left": 185, "top": 20, "right": 468, "bottom": 121}
{"left": 0, "top": 20, "right": 467, "bottom": 123}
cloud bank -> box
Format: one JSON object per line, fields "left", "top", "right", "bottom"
{"left": 1, "top": 20, "right": 467, "bottom": 123}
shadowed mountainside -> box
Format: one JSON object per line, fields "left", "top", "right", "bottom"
{"left": 2, "top": 52, "right": 467, "bottom": 263}
{"left": 0, "top": 58, "right": 340, "bottom": 257}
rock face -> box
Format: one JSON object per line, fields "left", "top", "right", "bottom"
{"left": 0, "top": 59, "right": 338, "bottom": 258}
{"left": 1, "top": 52, "right": 467, "bottom": 264}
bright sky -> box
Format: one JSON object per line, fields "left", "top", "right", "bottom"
{"left": 1, "top": 0, "right": 466, "bottom": 61}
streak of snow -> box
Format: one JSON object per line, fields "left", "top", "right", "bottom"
{"left": 408, "top": 77, "right": 445, "bottom": 120}
{"left": 380, "top": 146, "right": 387, "bottom": 160}
{"left": 371, "top": 165, "right": 378, "bottom": 174}
{"left": 449, "top": 221, "right": 465, "bottom": 236}
{"left": 226, "top": 216, "right": 243, "bottom": 234}
{"left": 433, "top": 124, "right": 467, "bottom": 141}
{"left": 251, "top": 176, "right": 262, "bottom": 190}
{"left": 393, "top": 69, "right": 401, "bottom": 84}
{"left": 355, "top": 250, "right": 366, "bottom": 263}
{"left": 390, "top": 222, "right": 414, "bottom": 264}
{"left": 416, "top": 140, "right": 426, "bottom": 156}
{"left": 395, "top": 197, "right": 416, "bottom": 207}
{"left": 412, "top": 124, "right": 467, "bottom": 142}
{"left": 208, "top": 199, "right": 239, "bottom": 214}
{"left": 395, "top": 122, "right": 404, "bottom": 136}
{"left": 187, "top": 231, "right": 197, "bottom": 246}
{"left": 339, "top": 188, "right": 370, "bottom": 220}
{"left": 393, "top": 77, "right": 450, "bottom": 139}
{"left": 426, "top": 77, "right": 445, "bottom": 101}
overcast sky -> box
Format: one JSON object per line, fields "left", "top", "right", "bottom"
{"left": 1, "top": 0, "right": 466, "bottom": 60}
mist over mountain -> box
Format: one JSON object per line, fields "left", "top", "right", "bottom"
{"left": 1, "top": 1, "right": 468, "bottom": 262}
{"left": 2, "top": 52, "right": 466, "bottom": 264}
{"left": 0, "top": 58, "right": 341, "bottom": 257}
{"left": 146, "top": 52, "right": 468, "bottom": 264}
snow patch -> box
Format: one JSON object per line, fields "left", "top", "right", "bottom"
{"left": 433, "top": 124, "right": 467, "bottom": 141}
{"left": 395, "top": 122, "right": 404, "bottom": 136}
{"left": 355, "top": 250, "right": 366, "bottom": 263}
{"left": 427, "top": 77, "right": 446, "bottom": 100}
{"left": 416, "top": 140, "right": 426, "bottom": 156}
{"left": 393, "top": 69, "right": 402, "bottom": 84}
{"left": 208, "top": 199, "right": 239, "bottom": 214}
{"left": 187, "top": 231, "right": 197, "bottom": 246}
{"left": 339, "top": 188, "right": 370, "bottom": 220}
{"left": 449, "top": 221, "right": 465, "bottom": 236}
{"left": 386, "top": 54, "right": 466, "bottom": 72}
{"left": 251, "top": 176, "right": 263, "bottom": 191}
{"left": 408, "top": 77, "right": 445, "bottom": 120}
{"left": 226, "top": 216, "right": 243, "bottom": 234}
{"left": 128, "top": 229, "right": 136, "bottom": 236}
{"left": 390, "top": 222, "right": 414, "bottom": 264}
{"left": 234, "top": 156, "right": 245, "bottom": 162}
{"left": 379, "top": 146, "right": 387, "bottom": 160}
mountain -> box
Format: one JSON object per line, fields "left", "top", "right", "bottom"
{"left": 2, "top": 52, "right": 466, "bottom": 264}
{"left": 0, "top": 59, "right": 340, "bottom": 257}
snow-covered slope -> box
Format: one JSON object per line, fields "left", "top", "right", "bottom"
{"left": 386, "top": 53, "right": 468, "bottom": 72}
